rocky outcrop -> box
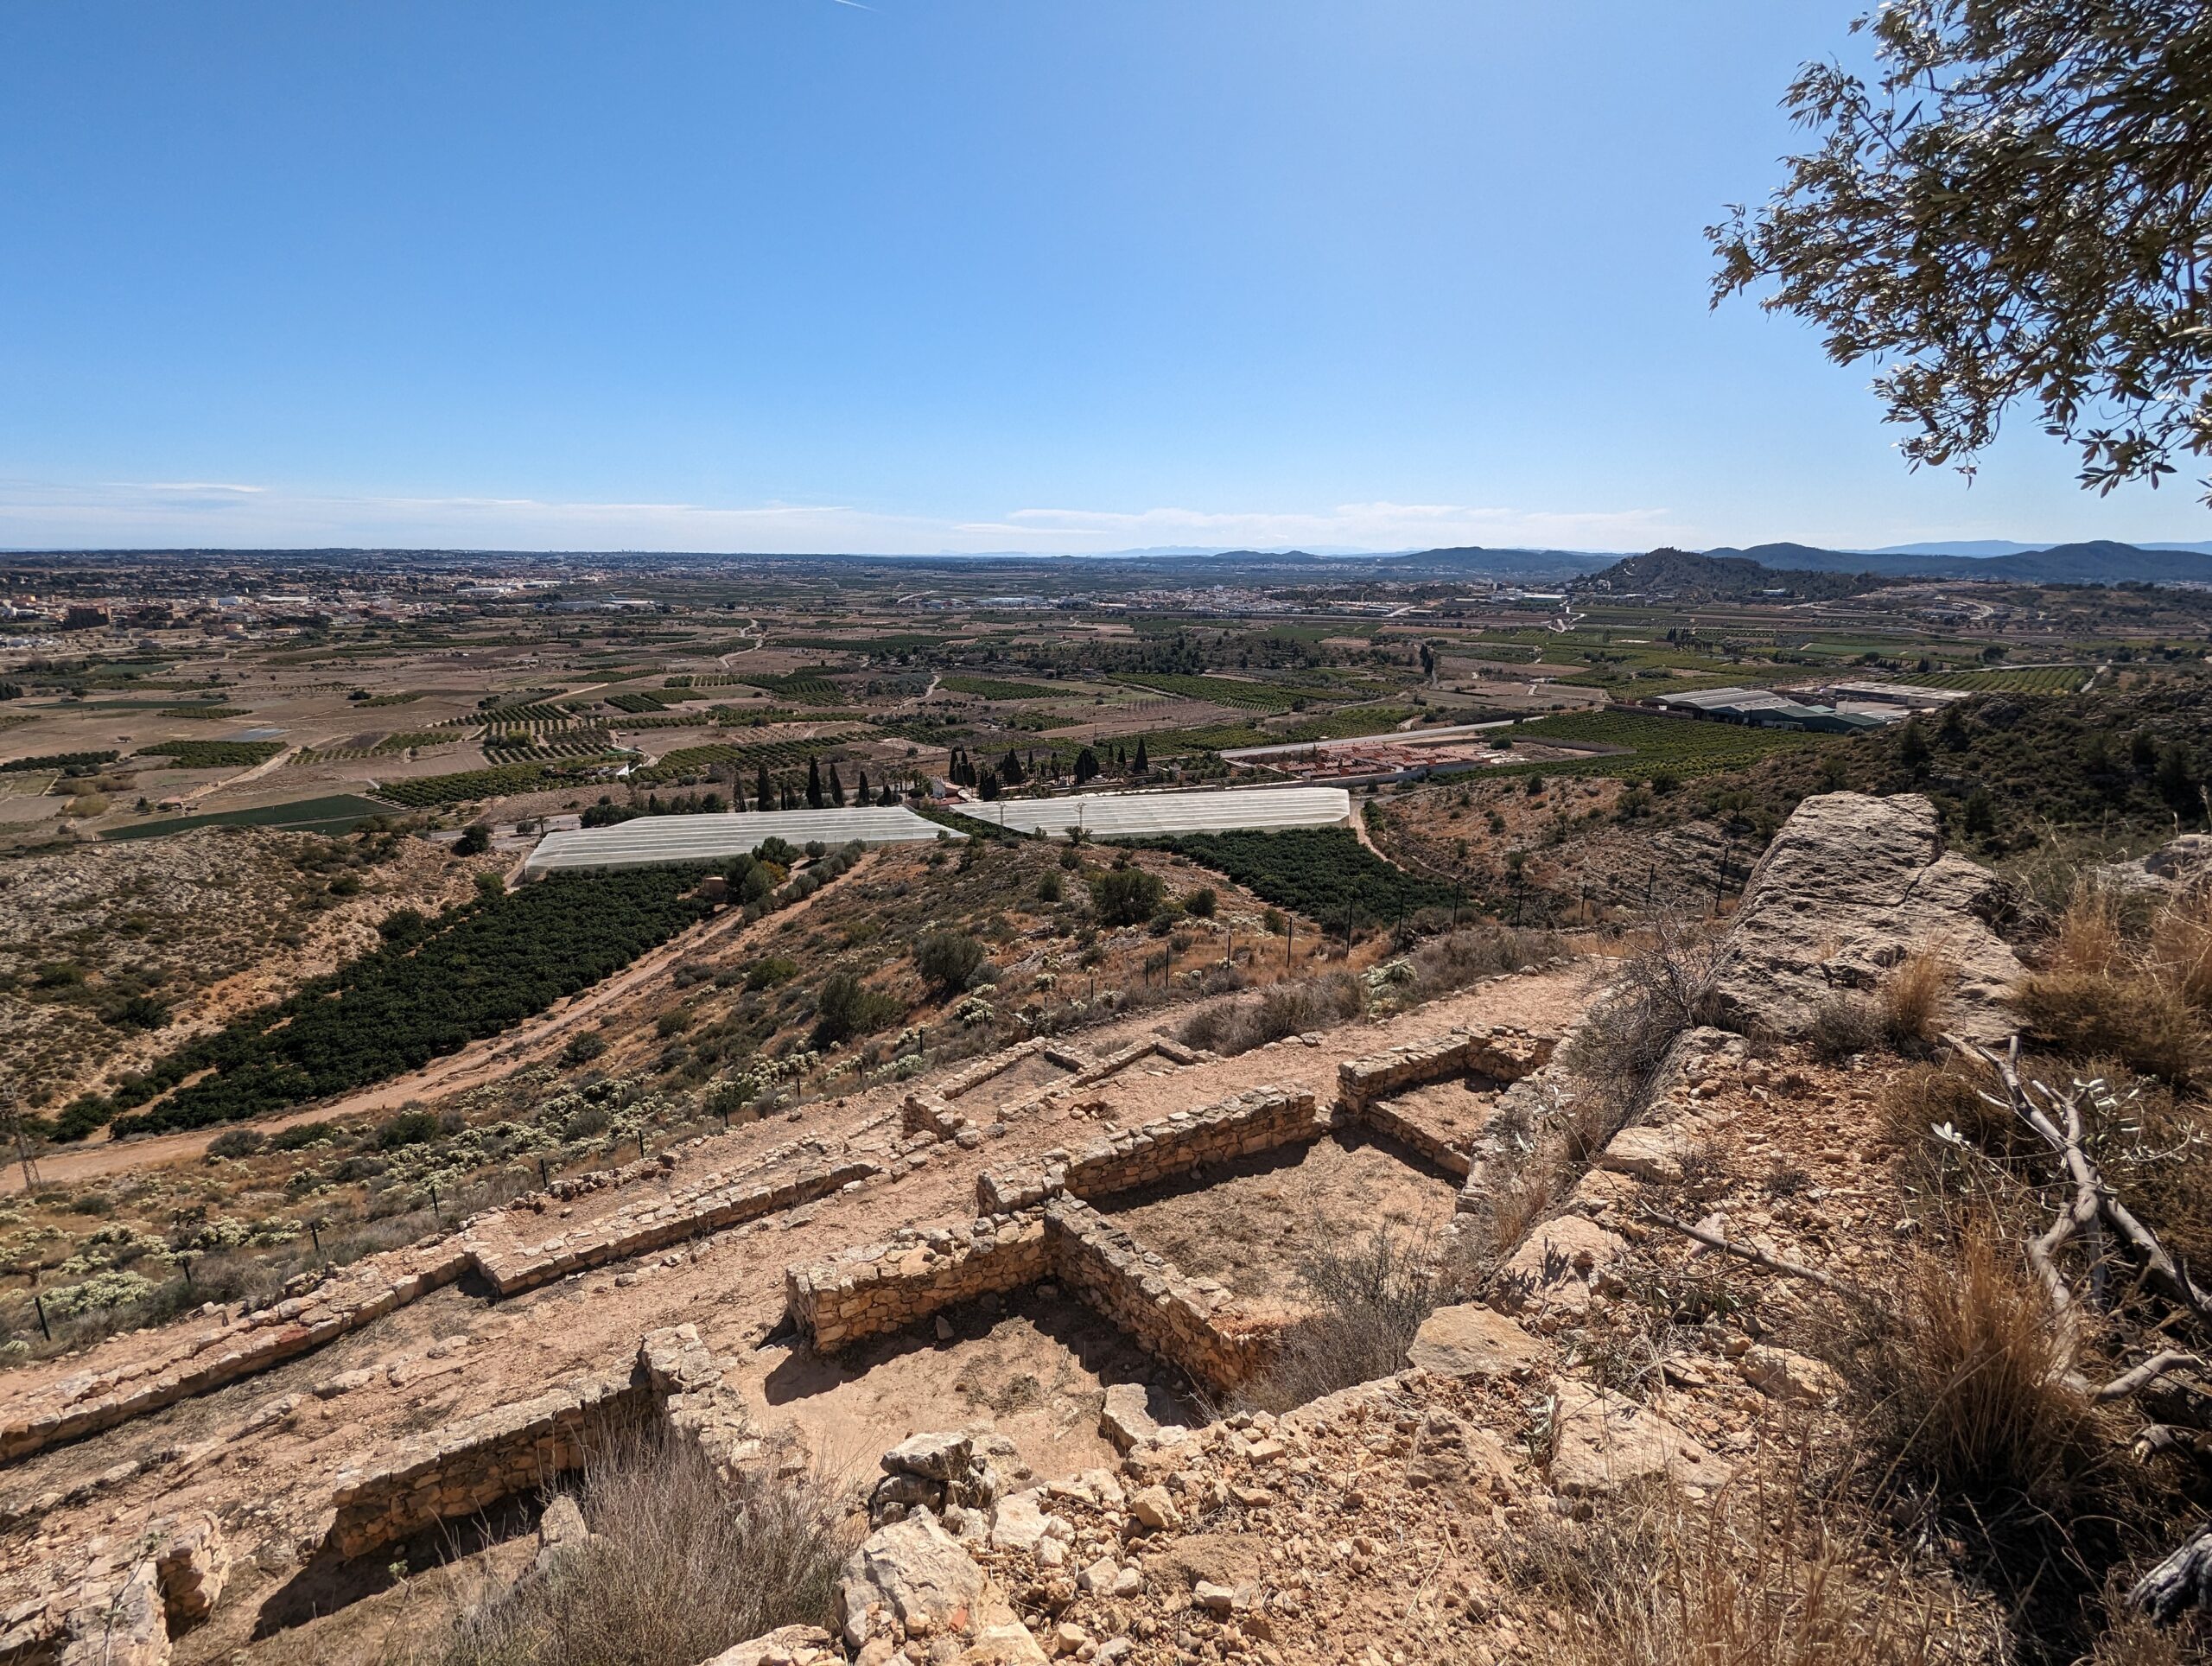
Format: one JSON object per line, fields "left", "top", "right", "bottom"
{"left": 1709, "top": 792, "right": 2021, "bottom": 1042}
{"left": 836, "top": 1513, "right": 1047, "bottom": 1661}
{"left": 1548, "top": 1383, "right": 1732, "bottom": 1497}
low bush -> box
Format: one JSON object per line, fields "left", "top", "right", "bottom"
{"left": 561, "top": 1032, "right": 608, "bottom": 1069}
{"left": 1225, "top": 1230, "right": 1466, "bottom": 1415}
{"left": 1177, "top": 970, "right": 1363, "bottom": 1057}
{"left": 913, "top": 930, "right": 986, "bottom": 995}
{"left": 428, "top": 1423, "right": 849, "bottom": 1666}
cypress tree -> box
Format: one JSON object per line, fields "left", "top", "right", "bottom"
{"left": 756, "top": 762, "right": 772, "bottom": 809}
{"left": 806, "top": 757, "right": 824, "bottom": 808}
{"left": 830, "top": 763, "right": 846, "bottom": 806}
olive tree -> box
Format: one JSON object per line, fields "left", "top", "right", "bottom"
{"left": 1713, "top": 1, "right": 2212, "bottom": 501}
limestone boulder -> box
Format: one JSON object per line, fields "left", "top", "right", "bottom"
{"left": 60, "top": 1561, "right": 168, "bottom": 1666}
{"left": 1548, "top": 1383, "right": 1732, "bottom": 1497}
{"left": 836, "top": 1514, "right": 1046, "bottom": 1661}
{"left": 1407, "top": 1303, "right": 1541, "bottom": 1381}
{"left": 1707, "top": 792, "right": 2021, "bottom": 1043}
{"left": 883, "top": 1430, "right": 973, "bottom": 1483}
{"left": 1493, "top": 1215, "right": 1628, "bottom": 1321}
{"left": 696, "top": 1625, "right": 838, "bottom": 1666}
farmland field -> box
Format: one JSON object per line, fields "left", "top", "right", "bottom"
{"left": 1891, "top": 665, "right": 2095, "bottom": 695}
{"left": 373, "top": 761, "right": 605, "bottom": 806}
{"left": 103, "top": 793, "right": 400, "bottom": 841}
{"left": 938, "top": 675, "right": 1067, "bottom": 700}
{"left": 92, "top": 867, "right": 715, "bottom": 1135}
{"left": 1500, "top": 709, "right": 1825, "bottom": 778}
{"left": 130, "top": 739, "right": 284, "bottom": 768}
{"left": 1129, "top": 826, "right": 1459, "bottom": 927}
{"left": 1115, "top": 673, "right": 1306, "bottom": 711}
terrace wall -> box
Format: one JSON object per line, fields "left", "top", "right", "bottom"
{"left": 1042, "top": 1199, "right": 1268, "bottom": 1394}
{"left": 322, "top": 1364, "right": 648, "bottom": 1560}
{"left": 1, "top": 1147, "right": 871, "bottom": 1467}
{"left": 319, "top": 1327, "right": 736, "bottom": 1561}
{"left": 783, "top": 1216, "right": 1051, "bottom": 1354}
{"left": 975, "top": 1084, "right": 1320, "bottom": 1214}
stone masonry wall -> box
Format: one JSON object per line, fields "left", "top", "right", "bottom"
{"left": 321, "top": 1364, "right": 647, "bottom": 1560}
{"left": 467, "top": 1154, "right": 879, "bottom": 1296}
{"left": 784, "top": 1215, "right": 1052, "bottom": 1354}
{"left": 1336, "top": 1026, "right": 1553, "bottom": 1115}
{"left": 976, "top": 1084, "right": 1320, "bottom": 1214}
{"left": 0, "top": 1145, "right": 869, "bottom": 1468}
{"left": 1042, "top": 1199, "right": 1268, "bottom": 1394}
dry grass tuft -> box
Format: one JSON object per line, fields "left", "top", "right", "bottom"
{"left": 2148, "top": 887, "right": 2212, "bottom": 1010}
{"left": 2011, "top": 967, "right": 2202, "bottom": 1085}
{"left": 1880, "top": 946, "right": 1954, "bottom": 1055}
{"left": 424, "top": 1423, "right": 853, "bottom": 1666}
{"left": 1857, "top": 1223, "right": 2100, "bottom": 1506}
{"left": 1225, "top": 1229, "right": 1469, "bottom": 1415}
{"left": 1497, "top": 1481, "right": 1975, "bottom": 1666}
{"left": 2054, "top": 880, "right": 2127, "bottom": 976}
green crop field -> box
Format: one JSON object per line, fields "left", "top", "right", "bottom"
{"left": 727, "top": 671, "right": 846, "bottom": 703}
{"left": 1891, "top": 666, "right": 2095, "bottom": 695}
{"left": 103, "top": 794, "right": 400, "bottom": 842}
{"left": 1115, "top": 674, "right": 1305, "bottom": 711}
{"left": 131, "top": 740, "right": 284, "bottom": 768}
{"left": 938, "top": 675, "right": 1067, "bottom": 701}
{"left": 372, "top": 761, "right": 615, "bottom": 806}
{"left": 1131, "top": 827, "right": 1459, "bottom": 928}
{"left": 1500, "top": 709, "right": 1825, "bottom": 778}
{"left": 635, "top": 733, "right": 866, "bottom": 785}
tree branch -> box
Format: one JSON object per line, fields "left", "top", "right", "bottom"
{"left": 1637, "top": 1207, "right": 1855, "bottom": 1294}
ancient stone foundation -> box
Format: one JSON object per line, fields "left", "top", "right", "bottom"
{"left": 318, "top": 1326, "right": 749, "bottom": 1562}
{"left": 975, "top": 1084, "right": 1321, "bottom": 1214}
{"left": 0, "top": 1146, "right": 874, "bottom": 1468}
{"left": 784, "top": 1215, "right": 1052, "bottom": 1354}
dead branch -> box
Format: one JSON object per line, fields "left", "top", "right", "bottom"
{"left": 2127, "top": 1520, "right": 2212, "bottom": 1623}
{"left": 1637, "top": 1207, "right": 1854, "bottom": 1294}
{"left": 2084, "top": 1351, "right": 2201, "bottom": 1402}
{"left": 1943, "top": 1033, "right": 2212, "bottom": 1321}
{"left": 2133, "top": 1424, "right": 2212, "bottom": 1470}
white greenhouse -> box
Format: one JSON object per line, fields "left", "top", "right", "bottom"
{"left": 521, "top": 806, "right": 957, "bottom": 878}
{"left": 977, "top": 785, "right": 1352, "bottom": 839}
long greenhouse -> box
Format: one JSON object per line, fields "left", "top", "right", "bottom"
{"left": 521, "top": 805, "right": 957, "bottom": 878}
{"left": 978, "top": 785, "right": 1352, "bottom": 839}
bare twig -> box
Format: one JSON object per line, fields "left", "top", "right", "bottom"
{"left": 2083, "top": 1351, "right": 2201, "bottom": 1402}
{"left": 1638, "top": 1206, "right": 1855, "bottom": 1294}
{"left": 1944, "top": 1033, "right": 2212, "bottom": 1321}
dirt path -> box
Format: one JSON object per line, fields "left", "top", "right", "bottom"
{"left": 182, "top": 743, "right": 299, "bottom": 806}
{"left": 3, "top": 859, "right": 872, "bottom": 1195}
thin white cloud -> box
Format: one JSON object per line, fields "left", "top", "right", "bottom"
{"left": 0, "top": 478, "right": 1678, "bottom": 555}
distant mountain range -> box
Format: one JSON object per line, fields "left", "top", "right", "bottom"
{"left": 1867, "top": 538, "right": 2212, "bottom": 558}
{"left": 1698, "top": 539, "right": 2212, "bottom": 584}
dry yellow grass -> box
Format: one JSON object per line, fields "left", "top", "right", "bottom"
{"left": 1881, "top": 945, "right": 1954, "bottom": 1053}
{"left": 2054, "top": 880, "right": 2126, "bottom": 976}
{"left": 1862, "top": 1224, "right": 2099, "bottom": 1504}
{"left": 1502, "top": 1483, "right": 1979, "bottom": 1666}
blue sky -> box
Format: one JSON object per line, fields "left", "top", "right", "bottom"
{"left": 3, "top": 2, "right": 2203, "bottom": 556}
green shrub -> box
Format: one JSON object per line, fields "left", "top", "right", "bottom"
{"left": 913, "top": 931, "right": 986, "bottom": 994}
{"left": 376, "top": 1110, "right": 442, "bottom": 1149}
{"left": 1090, "top": 866, "right": 1166, "bottom": 925}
